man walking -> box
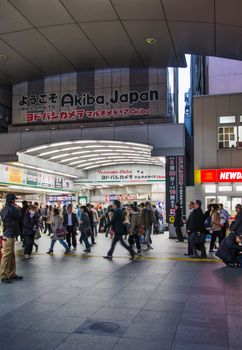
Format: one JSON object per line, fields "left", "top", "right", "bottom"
{"left": 189, "top": 200, "right": 207, "bottom": 258}
{"left": 140, "top": 202, "right": 155, "bottom": 249}
{"left": 63, "top": 204, "right": 78, "bottom": 250}
{"left": 185, "top": 201, "right": 195, "bottom": 256}
{"left": 0, "top": 194, "right": 23, "bottom": 284}
{"left": 103, "top": 200, "right": 135, "bottom": 261}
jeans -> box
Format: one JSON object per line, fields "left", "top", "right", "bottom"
{"left": 108, "top": 232, "right": 134, "bottom": 257}
{"left": 144, "top": 227, "right": 152, "bottom": 246}
{"left": 50, "top": 239, "right": 69, "bottom": 252}
{"left": 24, "top": 235, "right": 34, "bottom": 255}
{"left": 80, "top": 229, "right": 91, "bottom": 250}
{"left": 66, "top": 226, "right": 77, "bottom": 248}
{"left": 93, "top": 222, "right": 98, "bottom": 236}
{"left": 128, "top": 234, "right": 141, "bottom": 251}
{"left": 210, "top": 230, "right": 223, "bottom": 251}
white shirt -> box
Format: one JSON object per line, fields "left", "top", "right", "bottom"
{"left": 67, "top": 213, "right": 72, "bottom": 226}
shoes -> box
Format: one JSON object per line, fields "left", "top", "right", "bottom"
{"left": 64, "top": 249, "right": 71, "bottom": 254}
{"left": 83, "top": 249, "right": 91, "bottom": 253}
{"left": 147, "top": 245, "right": 153, "bottom": 250}
{"left": 137, "top": 250, "right": 142, "bottom": 256}
{"left": 10, "top": 275, "right": 23, "bottom": 280}
{"left": 209, "top": 250, "right": 215, "bottom": 253}
{"left": 46, "top": 250, "right": 53, "bottom": 255}
{"left": 73, "top": 247, "right": 77, "bottom": 250}
{"left": 184, "top": 253, "right": 190, "bottom": 256}
{"left": 24, "top": 255, "right": 33, "bottom": 259}
{"left": 200, "top": 255, "right": 207, "bottom": 259}
{"left": 1, "top": 278, "right": 12, "bottom": 284}
{"left": 79, "top": 240, "right": 83, "bottom": 244}
{"left": 92, "top": 241, "right": 97, "bottom": 245}
{"left": 176, "top": 240, "right": 184, "bottom": 243}
{"left": 103, "top": 255, "right": 112, "bottom": 260}
{"left": 35, "top": 245, "right": 38, "bottom": 253}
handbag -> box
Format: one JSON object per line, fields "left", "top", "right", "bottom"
{"left": 35, "top": 228, "right": 41, "bottom": 240}
{"left": 56, "top": 226, "right": 67, "bottom": 238}
{"left": 192, "top": 232, "right": 204, "bottom": 245}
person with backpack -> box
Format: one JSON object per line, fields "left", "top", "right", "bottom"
{"left": 103, "top": 200, "right": 135, "bottom": 261}
{"left": 0, "top": 194, "right": 22, "bottom": 284}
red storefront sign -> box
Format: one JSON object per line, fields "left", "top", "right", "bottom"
{"left": 201, "top": 169, "right": 242, "bottom": 183}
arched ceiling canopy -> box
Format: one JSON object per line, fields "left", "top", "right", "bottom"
{"left": 22, "top": 140, "right": 164, "bottom": 171}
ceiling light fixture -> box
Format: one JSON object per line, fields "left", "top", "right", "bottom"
{"left": 0, "top": 54, "right": 7, "bottom": 62}
{"left": 146, "top": 38, "right": 157, "bottom": 45}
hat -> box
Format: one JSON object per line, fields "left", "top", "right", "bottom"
{"left": 6, "top": 193, "right": 17, "bottom": 203}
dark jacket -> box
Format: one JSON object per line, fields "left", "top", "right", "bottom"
{"left": 23, "top": 213, "right": 38, "bottom": 236}
{"left": 216, "top": 232, "right": 242, "bottom": 264}
{"left": 1, "top": 204, "right": 21, "bottom": 238}
{"left": 190, "top": 208, "right": 205, "bottom": 233}
{"left": 110, "top": 208, "right": 125, "bottom": 235}
{"left": 174, "top": 208, "right": 183, "bottom": 228}
{"left": 63, "top": 212, "right": 78, "bottom": 230}
{"left": 140, "top": 208, "right": 154, "bottom": 229}
{"left": 80, "top": 211, "right": 90, "bottom": 232}
{"left": 186, "top": 209, "right": 194, "bottom": 233}
{"left": 230, "top": 211, "right": 242, "bottom": 235}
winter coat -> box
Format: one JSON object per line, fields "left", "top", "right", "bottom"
{"left": 190, "top": 208, "right": 205, "bottom": 233}
{"left": 230, "top": 211, "right": 242, "bottom": 235}
{"left": 51, "top": 215, "right": 65, "bottom": 240}
{"left": 1, "top": 203, "right": 21, "bottom": 238}
{"left": 140, "top": 208, "right": 154, "bottom": 229}
{"left": 129, "top": 212, "right": 141, "bottom": 235}
{"left": 174, "top": 208, "right": 183, "bottom": 228}
{"left": 216, "top": 232, "right": 242, "bottom": 264}
{"left": 211, "top": 211, "right": 222, "bottom": 231}
{"left": 23, "top": 213, "right": 38, "bottom": 237}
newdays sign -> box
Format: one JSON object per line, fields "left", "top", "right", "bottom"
{"left": 200, "top": 169, "right": 242, "bottom": 183}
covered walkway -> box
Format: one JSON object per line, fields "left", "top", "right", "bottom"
{"left": 0, "top": 234, "right": 241, "bottom": 350}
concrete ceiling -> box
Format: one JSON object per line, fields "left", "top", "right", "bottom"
{"left": 0, "top": 0, "right": 241, "bottom": 85}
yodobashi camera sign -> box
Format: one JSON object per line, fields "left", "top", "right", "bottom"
{"left": 13, "top": 68, "right": 169, "bottom": 124}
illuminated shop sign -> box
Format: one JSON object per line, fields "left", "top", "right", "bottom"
{"left": 199, "top": 169, "right": 242, "bottom": 183}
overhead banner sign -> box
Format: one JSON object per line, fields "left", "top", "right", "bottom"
{"left": 165, "top": 156, "right": 186, "bottom": 223}
{"left": 77, "top": 165, "right": 165, "bottom": 184}
{"left": 0, "top": 164, "right": 73, "bottom": 191}
{"left": 198, "top": 168, "right": 242, "bottom": 183}
{"left": 12, "top": 68, "right": 171, "bottom": 125}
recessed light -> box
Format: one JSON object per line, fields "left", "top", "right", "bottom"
{"left": 146, "top": 38, "right": 157, "bottom": 45}
{"left": 0, "top": 54, "right": 7, "bottom": 62}
{"left": 25, "top": 128, "right": 30, "bottom": 131}
{"left": 51, "top": 127, "right": 56, "bottom": 130}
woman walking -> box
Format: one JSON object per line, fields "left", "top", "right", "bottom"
{"left": 23, "top": 205, "right": 38, "bottom": 259}
{"left": 46, "top": 208, "right": 70, "bottom": 255}
{"left": 209, "top": 204, "right": 223, "bottom": 253}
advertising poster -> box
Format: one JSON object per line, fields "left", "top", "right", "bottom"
{"left": 165, "top": 156, "right": 186, "bottom": 224}
{"left": 26, "top": 170, "right": 38, "bottom": 186}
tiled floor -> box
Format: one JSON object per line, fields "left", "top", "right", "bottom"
{"left": 0, "top": 233, "right": 241, "bottom": 350}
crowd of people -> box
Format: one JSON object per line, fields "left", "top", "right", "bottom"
{"left": 0, "top": 195, "right": 163, "bottom": 284}
{"left": 1, "top": 193, "right": 242, "bottom": 284}
{"left": 175, "top": 200, "right": 242, "bottom": 265}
